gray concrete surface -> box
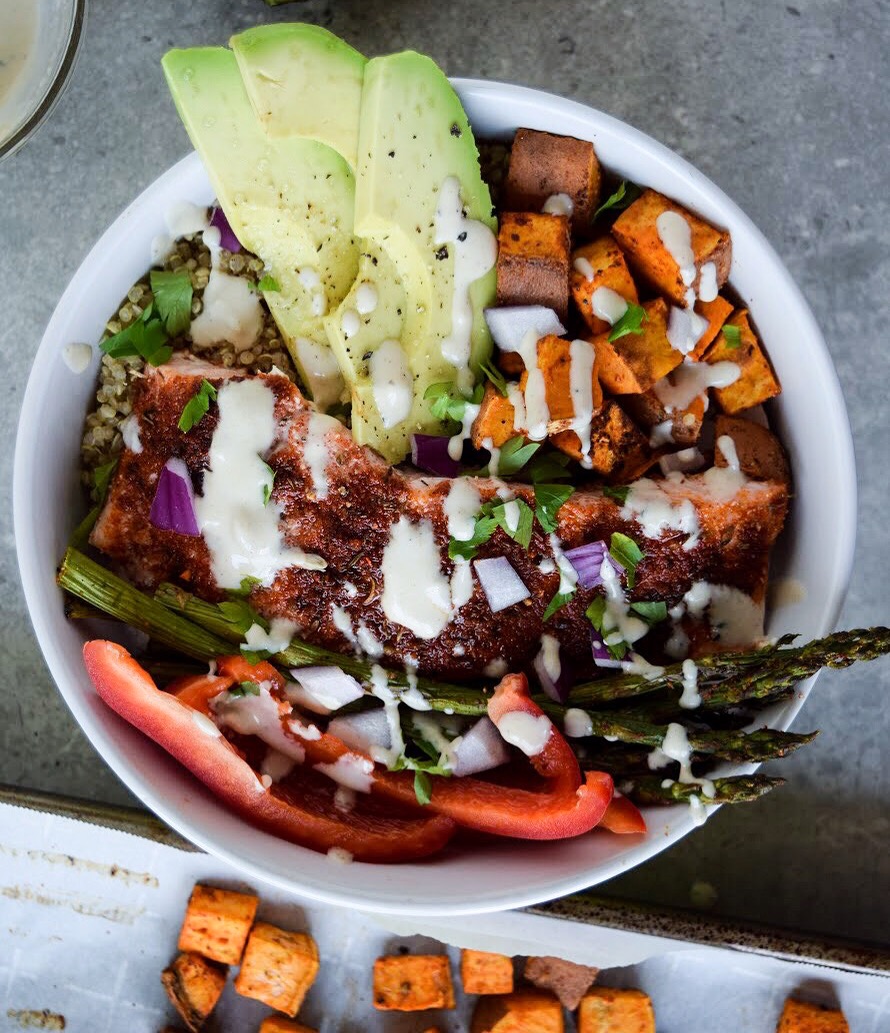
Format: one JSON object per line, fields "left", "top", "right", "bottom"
{"left": 1, "top": 0, "right": 888, "bottom": 943}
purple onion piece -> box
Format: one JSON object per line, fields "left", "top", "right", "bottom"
{"left": 410, "top": 433, "right": 461, "bottom": 477}
{"left": 533, "top": 650, "right": 575, "bottom": 704}
{"left": 473, "top": 557, "right": 531, "bottom": 613}
{"left": 210, "top": 206, "right": 242, "bottom": 253}
{"left": 451, "top": 717, "right": 511, "bottom": 777}
{"left": 149, "top": 458, "right": 200, "bottom": 536}
{"left": 591, "top": 631, "right": 623, "bottom": 669}
{"left": 564, "top": 540, "right": 623, "bottom": 589}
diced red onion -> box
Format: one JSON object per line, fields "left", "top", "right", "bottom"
{"left": 473, "top": 557, "right": 530, "bottom": 613}
{"left": 591, "top": 631, "right": 623, "bottom": 669}
{"left": 450, "top": 716, "right": 511, "bottom": 777}
{"left": 564, "top": 540, "right": 623, "bottom": 589}
{"left": 149, "top": 458, "right": 200, "bottom": 536}
{"left": 484, "top": 306, "right": 566, "bottom": 355}
{"left": 410, "top": 433, "right": 462, "bottom": 477}
{"left": 659, "top": 447, "right": 705, "bottom": 476}
{"left": 285, "top": 666, "right": 364, "bottom": 715}
{"left": 210, "top": 206, "right": 242, "bottom": 252}
{"left": 533, "top": 650, "right": 574, "bottom": 704}
{"left": 327, "top": 709, "right": 392, "bottom": 753}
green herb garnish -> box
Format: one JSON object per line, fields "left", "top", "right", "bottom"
{"left": 448, "top": 496, "right": 535, "bottom": 560}
{"left": 527, "top": 450, "right": 572, "bottom": 483}
{"left": 608, "top": 302, "right": 647, "bottom": 342}
{"left": 425, "top": 381, "right": 483, "bottom": 424}
{"left": 413, "top": 770, "right": 433, "bottom": 805}
{"left": 240, "top": 648, "right": 272, "bottom": 665}
{"left": 543, "top": 590, "right": 574, "bottom": 622}
{"left": 479, "top": 358, "right": 509, "bottom": 397}
{"left": 261, "top": 460, "right": 275, "bottom": 505}
{"left": 177, "top": 379, "right": 218, "bottom": 433}
{"left": 229, "top": 681, "right": 261, "bottom": 698}
{"left": 586, "top": 596, "right": 627, "bottom": 659}
{"left": 92, "top": 458, "right": 119, "bottom": 501}
{"left": 593, "top": 180, "right": 641, "bottom": 220}
{"left": 257, "top": 274, "right": 281, "bottom": 292}
{"left": 534, "top": 483, "right": 575, "bottom": 534}
{"left": 150, "top": 270, "right": 193, "bottom": 336}
{"left": 630, "top": 600, "right": 668, "bottom": 624}
{"left": 493, "top": 498, "right": 535, "bottom": 549}
{"left": 721, "top": 324, "right": 742, "bottom": 349}
{"left": 218, "top": 598, "right": 268, "bottom": 636}
{"left": 603, "top": 485, "right": 630, "bottom": 505}
{"left": 101, "top": 305, "right": 172, "bottom": 366}
{"left": 489, "top": 436, "right": 540, "bottom": 477}
{"left": 609, "top": 532, "right": 644, "bottom": 589}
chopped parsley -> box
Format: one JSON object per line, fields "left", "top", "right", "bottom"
{"left": 218, "top": 597, "right": 268, "bottom": 636}
{"left": 229, "top": 681, "right": 261, "bottom": 698}
{"left": 593, "top": 180, "right": 641, "bottom": 220}
{"left": 261, "top": 460, "right": 275, "bottom": 505}
{"left": 608, "top": 302, "right": 647, "bottom": 342}
{"left": 425, "top": 381, "right": 483, "bottom": 424}
{"left": 479, "top": 358, "right": 508, "bottom": 397}
{"left": 71, "top": 458, "right": 119, "bottom": 548}
{"left": 603, "top": 484, "right": 630, "bottom": 505}
{"left": 257, "top": 274, "right": 281, "bottom": 292}
{"left": 721, "top": 323, "right": 742, "bottom": 349}
{"left": 585, "top": 596, "right": 627, "bottom": 659}
{"left": 448, "top": 496, "right": 535, "bottom": 560}
{"left": 534, "top": 483, "right": 575, "bottom": 534}
{"left": 177, "top": 379, "right": 217, "bottom": 433}
{"left": 149, "top": 270, "right": 193, "bottom": 336}
{"left": 494, "top": 497, "right": 535, "bottom": 549}
{"left": 488, "top": 435, "right": 540, "bottom": 477}
{"left": 609, "top": 532, "right": 644, "bottom": 589}
{"left": 101, "top": 304, "right": 172, "bottom": 366}
{"left": 543, "top": 590, "right": 574, "bottom": 622}
{"left": 526, "top": 449, "right": 572, "bottom": 483}
{"left": 240, "top": 648, "right": 272, "bottom": 665}
{"left": 92, "top": 458, "right": 118, "bottom": 502}
{"left": 630, "top": 600, "right": 668, "bottom": 624}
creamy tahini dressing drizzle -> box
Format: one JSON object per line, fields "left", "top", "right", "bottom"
{"left": 542, "top": 193, "right": 574, "bottom": 218}
{"left": 506, "top": 382, "right": 527, "bottom": 432}
{"left": 120, "top": 415, "right": 142, "bottom": 454}
{"left": 563, "top": 707, "right": 593, "bottom": 738}
{"left": 191, "top": 269, "right": 264, "bottom": 351}
{"left": 298, "top": 266, "right": 327, "bottom": 317}
{"left": 381, "top": 517, "right": 455, "bottom": 639}
{"left": 698, "top": 262, "right": 718, "bottom": 302}
{"left": 303, "top": 411, "right": 339, "bottom": 500}
{"left": 340, "top": 309, "right": 360, "bottom": 339}
{"left": 683, "top": 581, "right": 764, "bottom": 646}
{"left": 370, "top": 339, "right": 413, "bottom": 429}
{"left": 434, "top": 176, "right": 498, "bottom": 393}
{"left": 195, "top": 379, "right": 326, "bottom": 588}
{"left": 244, "top": 618, "right": 297, "bottom": 654}
{"left": 652, "top": 359, "right": 740, "bottom": 412}
{"left": 620, "top": 477, "right": 700, "bottom": 551}
{"left": 355, "top": 282, "right": 378, "bottom": 315}
{"left": 496, "top": 711, "right": 552, "bottom": 757}
{"left": 591, "top": 286, "right": 628, "bottom": 326}
{"left": 444, "top": 479, "right": 481, "bottom": 541}
{"left": 447, "top": 399, "right": 481, "bottom": 462}
{"left": 517, "top": 329, "right": 550, "bottom": 440}
{"left": 656, "top": 211, "right": 697, "bottom": 288}
{"left": 573, "top": 256, "right": 595, "bottom": 282}
{"left": 666, "top": 306, "right": 709, "bottom": 355}
{"left": 569, "top": 338, "right": 597, "bottom": 467}
{"left": 63, "top": 343, "right": 93, "bottom": 374}
{"left": 647, "top": 721, "right": 716, "bottom": 824}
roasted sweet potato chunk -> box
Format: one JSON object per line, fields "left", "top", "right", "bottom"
{"left": 496, "top": 212, "right": 571, "bottom": 320}
{"left": 461, "top": 949, "right": 514, "bottom": 995}
{"left": 690, "top": 294, "right": 734, "bottom": 360}
{"left": 577, "top": 987, "right": 655, "bottom": 1033}
{"left": 715, "top": 414, "right": 790, "bottom": 482}
{"left": 776, "top": 998, "right": 849, "bottom": 1033}
{"left": 259, "top": 1019, "right": 318, "bottom": 1033}
{"left": 523, "top": 955, "right": 598, "bottom": 1010}
{"left": 503, "top": 128, "right": 601, "bottom": 233}
{"left": 705, "top": 309, "right": 781, "bottom": 413}
{"left": 472, "top": 383, "right": 520, "bottom": 449}
{"left": 590, "top": 298, "right": 683, "bottom": 395}
{"left": 521, "top": 335, "right": 603, "bottom": 426}
{"left": 612, "top": 189, "right": 731, "bottom": 306}
{"left": 233, "top": 923, "right": 319, "bottom": 1017}
{"left": 550, "top": 400, "right": 649, "bottom": 477}
{"left": 177, "top": 884, "right": 258, "bottom": 966}
{"left": 622, "top": 389, "right": 706, "bottom": 446}
{"left": 570, "top": 237, "right": 640, "bottom": 336}
{"left": 471, "top": 990, "right": 563, "bottom": 1033}
{"left": 161, "top": 952, "right": 226, "bottom": 1033}
{"left": 373, "top": 954, "right": 455, "bottom": 1011}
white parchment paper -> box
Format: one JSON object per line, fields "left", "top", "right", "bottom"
{"left": 0, "top": 802, "right": 887, "bottom": 1032}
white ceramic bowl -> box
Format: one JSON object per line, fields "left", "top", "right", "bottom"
{"left": 14, "top": 79, "right": 856, "bottom": 915}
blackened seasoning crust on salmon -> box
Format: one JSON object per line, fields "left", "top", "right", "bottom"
{"left": 91, "top": 357, "right": 789, "bottom": 681}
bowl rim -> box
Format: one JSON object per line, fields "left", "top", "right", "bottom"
{"left": 13, "top": 76, "right": 858, "bottom": 915}
{"left": 0, "top": 0, "right": 87, "bottom": 161}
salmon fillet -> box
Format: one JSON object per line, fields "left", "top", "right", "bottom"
{"left": 91, "top": 356, "right": 788, "bottom": 680}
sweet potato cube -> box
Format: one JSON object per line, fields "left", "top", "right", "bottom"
{"left": 690, "top": 295, "right": 734, "bottom": 360}
{"left": 776, "top": 998, "right": 849, "bottom": 1032}
{"left": 177, "top": 884, "right": 258, "bottom": 965}
{"left": 612, "top": 189, "right": 731, "bottom": 306}
{"left": 472, "top": 383, "right": 519, "bottom": 449}
{"left": 577, "top": 987, "right": 655, "bottom": 1033}
{"left": 621, "top": 390, "right": 706, "bottom": 446}
{"left": 461, "top": 949, "right": 514, "bottom": 995}
{"left": 519, "top": 335, "right": 603, "bottom": 427}
{"left": 373, "top": 955, "right": 455, "bottom": 1011}
{"left": 591, "top": 298, "right": 683, "bottom": 395}
{"left": 523, "top": 956, "right": 598, "bottom": 1011}
{"left": 715, "top": 414, "right": 790, "bottom": 482}
{"left": 259, "top": 1019, "right": 318, "bottom": 1033}
{"left": 233, "top": 923, "right": 319, "bottom": 1017}
{"left": 550, "top": 400, "right": 650, "bottom": 477}
{"left": 503, "top": 128, "right": 601, "bottom": 233}
{"left": 472, "top": 990, "right": 563, "bottom": 1033}
{"left": 496, "top": 212, "right": 571, "bottom": 320}
{"left": 705, "top": 309, "right": 781, "bottom": 413}
{"left": 570, "top": 237, "right": 639, "bottom": 336}
{"left": 161, "top": 952, "right": 226, "bottom": 1033}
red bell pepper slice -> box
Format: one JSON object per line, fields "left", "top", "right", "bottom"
{"left": 599, "top": 794, "right": 647, "bottom": 835}
{"left": 83, "top": 641, "right": 455, "bottom": 863}
{"left": 298, "top": 674, "right": 617, "bottom": 840}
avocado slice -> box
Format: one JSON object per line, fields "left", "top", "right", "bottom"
{"left": 162, "top": 46, "right": 359, "bottom": 408}
{"left": 231, "top": 24, "right": 366, "bottom": 173}
{"left": 341, "top": 51, "right": 498, "bottom": 460}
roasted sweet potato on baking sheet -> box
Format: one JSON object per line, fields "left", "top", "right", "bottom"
{"left": 776, "top": 998, "right": 849, "bottom": 1033}
{"left": 233, "top": 922, "right": 319, "bottom": 1017}
{"left": 523, "top": 955, "right": 598, "bottom": 1010}
{"left": 612, "top": 188, "right": 731, "bottom": 305}
{"left": 461, "top": 949, "right": 515, "bottom": 995}
{"left": 259, "top": 1018, "right": 318, "bottom": 1033}
{"left": 161, "top": 951, "right": 227, "bottom": 1032}
{"left": 577, "top": 986, "right": 655, "bottom": 1033}
{"left": 503, "top": 128, "right": 601, "bottom": 233}
{"left": 570, "top": 236, "right": 640, "bottom": 336}
{"left": 177, "top": 884, "right": 258, "bottom": 966}
{"left": 705, "top": 308, "right": 781, "bottom": 413}
{"left": 373, "top": 954, "right": 456, "bottom": 1011}
{"left": 471, "top": 989, "right": 564, "bottom": 1033}
{"left": 496, "top": 211, "right": 571, "bottom": 320}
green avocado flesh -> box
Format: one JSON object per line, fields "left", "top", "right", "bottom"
{"left": 163, "top": 30, "right": 497, "bottom": 462}
{"left": 162, "top": 47, "right": 359, "bottom": 409}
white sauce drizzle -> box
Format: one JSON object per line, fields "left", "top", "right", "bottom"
{"left": 698, "top": 262, "right": 719, "bottom": 302}
{"left": 620, "top": 477, "right": 700, "bottom": 551}
{"left": 381, "top": 517, "right": 454, "bottom": 639}
{"left": 62, "top": 342, "right": 93, "bottom": 374}
{"left": 656, "top": 211, "right": 697, "bottom": 287}
{"left": 355, "top": 282, "right": 378, "bottom": 315}
{"left": 483, "top": 436, "right": 501, "bottom": 475}
{"left": 369, "top": 664, "right": 406, "bottom": 767}
{"left": 434, "top": 176, "right": 498, "bottom": 392}
{"left": 370, "top": 339, "right": 413, "bottom": 429}
{"left": 496, "top": 711, "right": 552, "bottom": 757}
{"left": 679, "top": 658, "right": 702, "bottom": 709}
{"left": 535, "top": 634, "right": 562, "bottom": 684}
{"left": 190, "top": 269, "right": 263, "bottom": 351}
{"left": 516, "top": 329, "right": 550, "bottom": 440}
{"left": 450, "top": 558, "right": 474, "bottom": 610}
{"left": 120, "top": 414, "right": 142, "bottom": 454}
{"left": 649, "top": 420, "right": 675, "bottom": 448}
{"left": 334, "top": 786, "right": 356, "bottom": 813}
{"left": 564, "top": 708, "right": 593, "bottom": 738}
{"left": 549, "top": 534, "right": 579, "bottom": 595}
{"left": 298, "top": 266, "right": 327, "bottom": 317}
{"left": 483, "top": 658, "right": 508, "bottom": 679}
{"left": 327, "top": 847, "right": 354, "bottom": 864}
{"left": 506, "top": 381, "right": 527, "bottom": 432}
{"left": 667, "top": 305, "right": 709, "bottom": 355}
{"left": 683, "top": 581, "right": 765, "bottom": 646}
{"left": 340, "top": 309, "right": 360, "bottom": 339}
{"left": 444, "top": 479, "right": 481, "bottom": 541}
{"left": 573, "top": 256, "right": 595, "bottom": 282}
{"left": 653, "top": 359, "right": 740, "bottom": 413}
{"left": 647, "top": 721, "right": 716, "bottom": 823}
{"left": 303, "top": 411, "right": 338, "bottom": 500}
{"left": 332, "top": 604, "right": 358, "bottom": 647}
{"left": 716, "top": 433, "right": 740, "bottom": 471}
{"left": 447, "top": 400, "right": 481, "bottom": 462}
{"left": 356, "top": 623, "right": 384, "bottom": 658}
{"left": 194, "top": 380, "right": 327, "bottom": 587}
{"left": 314, "top": 754, "right": 374, "bottom": 793}
{"left": 244, "top": 618, "right": 297, "bottom": 655}
{"left": 542, "top": 193, "right": 574, "bottom": 218}
{"left": 260, "top": 749, "right": 295, "bottom": 784}
{"left": 166, "top": 200, "right": 210, "bottom": 239}
{"left": 569, "top": 338, "right": 596, "bottom": 468}
{"left": 591, "top": 287, "right": 628, "bottom": 326}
